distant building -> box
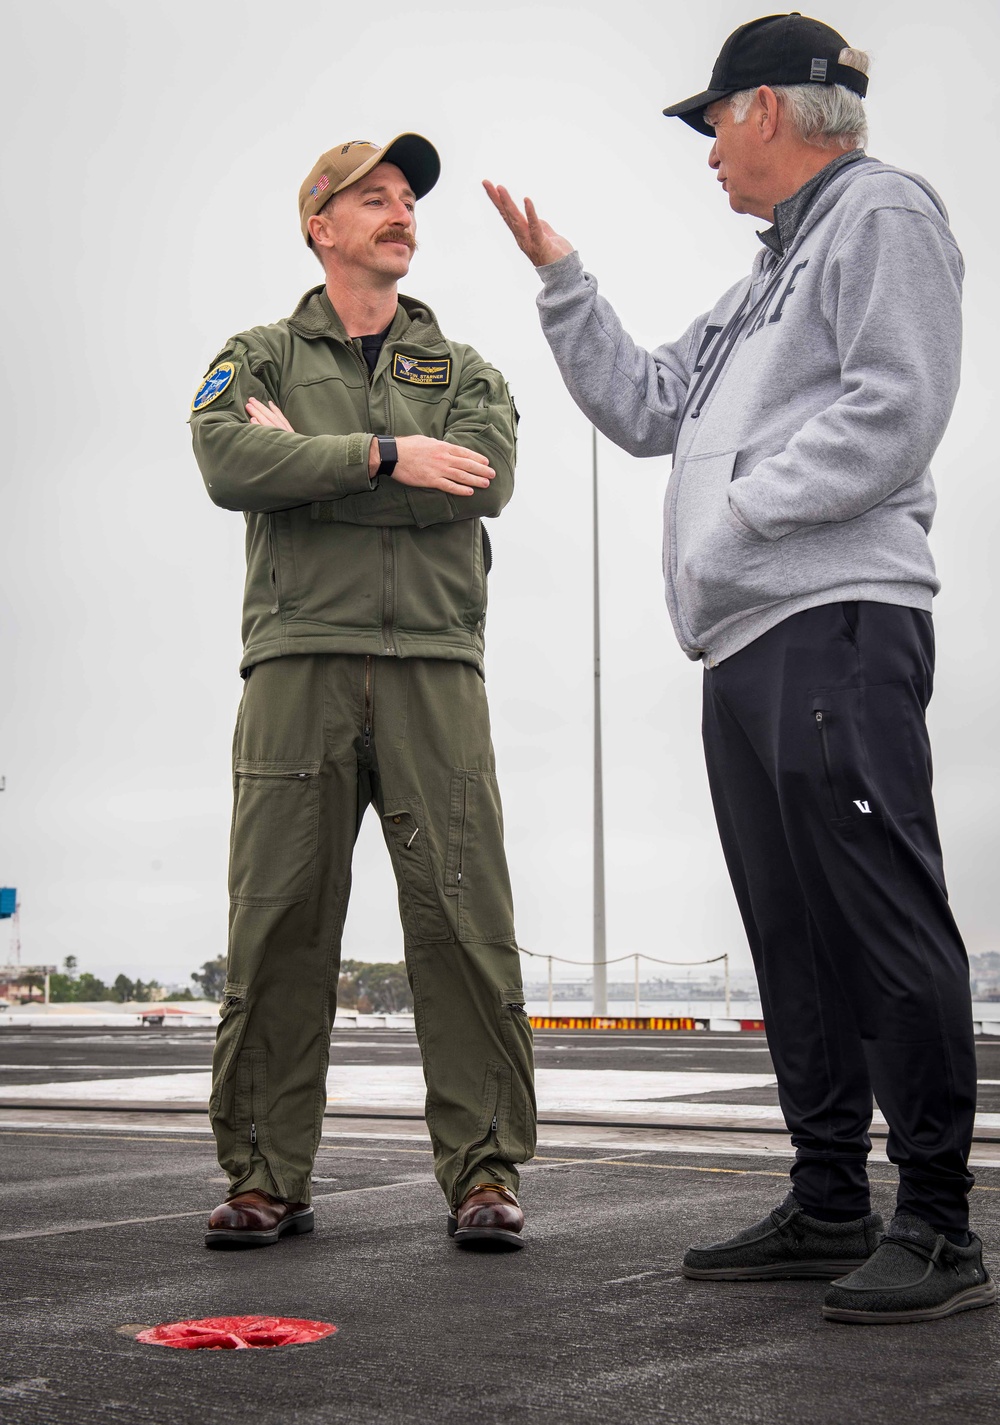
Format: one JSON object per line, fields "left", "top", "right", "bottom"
{"left": 0, "top": 965, "right": 58, "bottom": 1003}
{"left": 970, "top": 951, "right": 1000, "bottom": 1002}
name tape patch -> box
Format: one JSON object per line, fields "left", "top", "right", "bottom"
{"left": 392, "top": 353, "right": 451, "bottom": 387}
{"left": 192, "top": 361, "right": 236, "bottom": 412}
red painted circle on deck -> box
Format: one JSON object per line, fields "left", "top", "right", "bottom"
{"left": 136, "top": 1316, "right": 337, "bottom": 1350}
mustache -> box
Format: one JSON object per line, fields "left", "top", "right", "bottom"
{"left": 376, "top": 226, "right": 416, "bottom": 251}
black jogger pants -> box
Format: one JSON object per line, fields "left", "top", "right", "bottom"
{"left": 702, "top": 602, "right": 976, "bottom": 1234}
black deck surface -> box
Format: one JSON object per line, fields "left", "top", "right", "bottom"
{"left": 1, "top": 1120, "right": 998, "bottom": 1424}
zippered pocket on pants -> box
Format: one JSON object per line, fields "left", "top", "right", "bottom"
{"left": 814, "top": 708, "right": 839, "bottom": 819}
{"left": 230, "top": 759, "right": 321, "bottom": 905}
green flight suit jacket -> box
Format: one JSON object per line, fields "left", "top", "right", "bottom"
{"left": 191, "top": 286, "right": 517, "bottom": 675}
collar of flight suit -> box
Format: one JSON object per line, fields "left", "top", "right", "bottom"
{"left": 286, "top": 284, "right": 450, "bottom": 354}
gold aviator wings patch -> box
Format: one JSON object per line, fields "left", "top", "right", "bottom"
{"left": 391, "top": 354, "right": 452, "bottom": 386}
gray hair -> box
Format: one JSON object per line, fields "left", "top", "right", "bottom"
{"left": 729, "top": 47, "right": 870, "bottom": 150}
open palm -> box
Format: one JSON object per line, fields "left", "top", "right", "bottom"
{"left": 483, "top": 182, "right": 574, "bottom": 267}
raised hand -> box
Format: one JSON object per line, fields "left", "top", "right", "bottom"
{"left": 482, "top": 182, "right": 574, "bottom": 267}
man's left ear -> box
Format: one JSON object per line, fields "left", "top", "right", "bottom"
{"left": 307, "top": 210, "right": 334, "bottom": 250}
{"left": 757, "top": 85, "right": 780, "bottom": 142}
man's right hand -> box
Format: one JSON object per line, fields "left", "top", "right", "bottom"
{"left": 482, "top": 182, "right": 575, "bottom": 267}
{"left": 370, "top": 435, "right": 495, "bottom": 496}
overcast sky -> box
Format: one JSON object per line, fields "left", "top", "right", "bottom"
{"left": 2, "top": 0, "right": 997, "bottom": 990}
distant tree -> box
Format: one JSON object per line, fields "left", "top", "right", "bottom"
{"left": 191, "top": 956, "right": 227, "bottom": 1001}
{"left": 113, "top": 974, "right": 135, "bottom": 1003}
{"left": 18, "top": 971, "right": 46, "bottom": 1002}
{"left": 48, "top": 973, "right": 77, "bottom": 1002}
{"left": 337, "top": 959, "right": 362, "bottom": 1009}
{"left": 338, "top": 959, "right": 412, "bottom": 1013}
{"left": 74, "top": 972, "right": 112, "bottom": 1001}
{"left": 367, "top": 963, "right": 412, "bottom": 1012}
{"left": 47, "top": 965, "right": 117, "bottom": 1002}
{"left": 168, "top": 987, "right": 196, "bottom": 1001}
{"left": 132, "top": 980, "right": 163, "bottom": 1002}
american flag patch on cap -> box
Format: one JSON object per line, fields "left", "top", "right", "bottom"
{"left": 309, "top": 173, "right": 331, "bottom": 200}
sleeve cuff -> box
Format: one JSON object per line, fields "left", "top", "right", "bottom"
{"left": 321, "top": 431, "right": 377, "bottom": 497}
{"left": 535, "top": 250, "right": 584, "bottom": 288}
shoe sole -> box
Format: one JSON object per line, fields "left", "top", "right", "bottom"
{"left": 204, "top": 1208, "right": 314, "bottom": 1250}
{"left": 683, "top": 1258, "right": 869, "bottom": 1281}
{"left": 822, "top": 1279, "right": 998, "bottom": 1324}
{"left": 446, "top": 1213, "right": 524, "bottom": 1252}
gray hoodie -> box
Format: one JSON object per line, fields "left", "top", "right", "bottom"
{"left": 535, "top": 158, "right": 964, "bottom": 664}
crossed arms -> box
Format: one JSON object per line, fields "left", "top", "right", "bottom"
{"left": 192, "top": 342, "right": 516, "bottom": 528}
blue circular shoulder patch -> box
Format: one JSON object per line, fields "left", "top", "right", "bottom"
{"left": 192, "top": 361, "right": 236, "bottom": 412}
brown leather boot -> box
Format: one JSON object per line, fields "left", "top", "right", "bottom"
{"left": 448, "top": 1184, "right": 525, "bottom": 1251}
{"left": 204, "top": 1189, "right": 314, "bottom": 1250}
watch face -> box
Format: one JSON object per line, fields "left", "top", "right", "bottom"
{"left": 377, "top": 437, "right": 397, "bottom": 477}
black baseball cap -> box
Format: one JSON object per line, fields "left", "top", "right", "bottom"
{"left": 663, "top": 13, "right": 868, "bottom": 137}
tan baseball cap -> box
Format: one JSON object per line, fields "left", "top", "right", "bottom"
{"left": 298, "top": 133, "right": 440, "bottom": 243}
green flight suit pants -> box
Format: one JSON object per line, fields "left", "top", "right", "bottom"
{"left": 209, "top": 653, "right": 536, "bottom": 1210}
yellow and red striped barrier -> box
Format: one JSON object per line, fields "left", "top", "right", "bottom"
{"left": 528, "top": 1016, "right": 697, "bottom": 1031}
{"left": 527, "top": 1015, "right": 768, "bottom": 1032}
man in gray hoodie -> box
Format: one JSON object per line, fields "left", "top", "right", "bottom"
{"left": 486, "top": 12, "right": 994, "bottom": 1325}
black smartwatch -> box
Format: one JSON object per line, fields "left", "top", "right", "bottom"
{"left": 374, "top": 435, "right": 398, "bottom": 480}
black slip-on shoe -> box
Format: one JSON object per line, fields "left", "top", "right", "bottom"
{"left": 683, "top": 1193, "right": 883, "bottom": 1281}
{"left": 823, "top": 1213, "right": 997, "bottom": 1323}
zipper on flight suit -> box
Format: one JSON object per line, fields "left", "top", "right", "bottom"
{"left": 363, "top": 655, "right": 374, "bottom": 749}
{"left": 445, "top": 774, "right": 468, "bottom": 895}
{"left": 454, "top": 777, "right": 467, "bottom": 887}
{"left": 266, "top": 519, "right": 280, "bottom": 616}
{"left": 380, "top": 528, "right": 396, "bottom": 655}
{"left": 350, "top": 337, "right": 397, "bottom": 656}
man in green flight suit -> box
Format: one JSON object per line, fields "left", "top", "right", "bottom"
{"left": 190, "top": 132, "right": 536, "bottom": 1252}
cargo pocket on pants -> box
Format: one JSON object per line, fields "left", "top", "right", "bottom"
{"left": 809, "top": 687, "right": 920, "bottom": 829}
{"left": 443, "top": 771, "right": 515, "bottom": 942}
{"left": 230, "top": 759, "right": 321, "bottom": 906}
{"left": 383, "top": 800, "right": 451, "bottom": 943}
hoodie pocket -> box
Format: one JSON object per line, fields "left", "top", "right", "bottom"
{"left": 672, "top": 449, "right": 787, "bottom": 639}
